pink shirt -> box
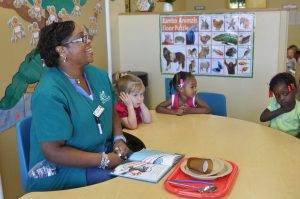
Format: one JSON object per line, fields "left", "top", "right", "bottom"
{"left": 114, "top": 99, "right": 142, "bottom": 124}
{"left": 171, "top": 93, "right": 197, "bottom": 109}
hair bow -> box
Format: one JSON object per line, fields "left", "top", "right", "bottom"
{"left": 178, "top": 79, "right": 185, "bottom": 88}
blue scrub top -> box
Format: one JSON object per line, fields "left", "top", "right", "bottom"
{"left": 27, "top": 65, "right": 115, "bottom": 191}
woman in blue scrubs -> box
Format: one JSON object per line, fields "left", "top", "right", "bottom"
{"left": 27, "top": 21, "right": 130, "bottom": 191}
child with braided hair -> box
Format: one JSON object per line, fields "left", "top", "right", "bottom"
{"left": 156, "top": 71, "right": 211, "bottom": 116}
{"left": 260, "top": 72, "right": 300, "bottom": 137}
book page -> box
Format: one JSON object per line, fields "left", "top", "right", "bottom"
{"left": 111, "top": 161, "right": 170, "bottom": 183}
{"left": 128, "top": 149, "right": 183, "bottom": 166}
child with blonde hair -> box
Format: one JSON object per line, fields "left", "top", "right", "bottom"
{"left": 115, "top": 74, "right": 151, "bottom": 129}
{"left": 156, "top": 71, "right": 211, "bottom": 115}
{"left": 260, "top": 72, "right": 300, "bottom": 137}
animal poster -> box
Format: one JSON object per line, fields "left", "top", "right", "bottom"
{"left": 160, "top": 13, "right": 255, "bottom": 77}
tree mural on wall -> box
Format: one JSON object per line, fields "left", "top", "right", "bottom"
{"left": 0, "top": 0, "right": 106, "bottom": 131}
{"left": 0, "top": 0, "right": 105, "bottom": 45}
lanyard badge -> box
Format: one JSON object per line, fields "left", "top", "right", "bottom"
{"left": 93, "top": 105, "right": 105, "bottom": 134}
{"left": 93, "top": 105, "right": 104, "bottom": 117}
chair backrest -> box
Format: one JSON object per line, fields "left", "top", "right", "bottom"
{"left": 197, "top": 92, "right": 227, "bottom": 116}
{"left": 165, "top": 78, "right": 177, "bottom": 100}
{"left": 16, "top": 116, "right": 31, "bottom": 192}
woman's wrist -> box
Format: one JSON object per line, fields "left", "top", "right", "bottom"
{"left": 114, "top": 134, "right": 127, "bottom": 143}
{"left": 106, "top": 152, "right": 124, "bottom": 168}
{"left": 113, "top": 148, "right": 128, "bottom": 160}
{"left": 98, "top": 152, "right": 110, "bottom": 169}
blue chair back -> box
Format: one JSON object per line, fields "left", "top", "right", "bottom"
{"left": 165, "top": 78, "right": 177, "bottom": 100}
{"left": 197, "top": 92, "right": 227, "bottom": 116}
{"left": 16, "top": 116, "right": 31, "bottom": 192}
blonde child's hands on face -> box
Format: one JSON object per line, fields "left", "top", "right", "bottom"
{"left": 120, "top": 92, "right": 133, "bottom": 108}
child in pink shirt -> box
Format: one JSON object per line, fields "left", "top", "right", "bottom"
{"left": 156, "top": 71, "right": 211, "bottom": 115}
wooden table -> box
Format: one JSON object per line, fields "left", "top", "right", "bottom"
{"left": 20, "top": 111, "right": 300, "bottom": 199}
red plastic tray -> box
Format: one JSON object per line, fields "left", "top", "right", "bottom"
{"left": 164, "top": 158, "right": 238, "bottom": 198}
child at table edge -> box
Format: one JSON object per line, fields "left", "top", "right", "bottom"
{"left": 260, "top": 72, "right": 300, "bottom": 138}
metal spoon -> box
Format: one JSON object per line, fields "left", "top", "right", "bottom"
{"left": 198, "top": 185, "right": 218, "bottom": 193}
{"left": 167, "top": 180, "right": 218, "bottom": 193}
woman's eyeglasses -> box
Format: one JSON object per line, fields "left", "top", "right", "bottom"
{"left": 63, "top": 34, "right": 89, "bottom": 46}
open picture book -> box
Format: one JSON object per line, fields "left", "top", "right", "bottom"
{"left": 111, "top": 149, "right": 184, "bottom": 183}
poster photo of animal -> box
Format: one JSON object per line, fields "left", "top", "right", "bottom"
{"left": 238, "top": 46, "right": 251, "bottom": 59}
{"left": 225, "top": 46, "right": 237, "bottom": 59}
{"left": 212, "top": 46, "right": 225, "bottom": 59}
{"left": 238, "top": 60, "right": 251, "bottom": 75}
{"left": 198, "top": 45, "right": 211, "bottom": 59}
{"left": 212, "top": 32, "right": 238, "bottom": 45}
{"left": 212, "top": 15, "right": 225, "bottom": 31}
{"left": 211, "top": 59, "right": 224, "bottom": 74}
{"left": 187, "top": 59, "right": 199, "bottom": 74}
{"left": 161, "top": 45, "right": 186, "bottom": 73}
{"left": 239, "top": 15, "right": 253, "bottom": 31}
{"left": 199, "top": 59, "right": 211, "bottom": 74}
{"left": 238, "top": 32, "right": 252, "bottom": 45}
{"left": 186, "top": 26, "right": 199, "bottom": 45}
{"left": 225, "top": 15, "right": 239, "bottom": 31}
{"left": 161, "top": 33, "right": 174, "bottom": 45}
{"left": 199, "top": 32, "right": 211, "bottom": 45}
{"left": 199, "top": 15, "right": 211, "bottom": 31}
{"left": 224, "top": 59, "right": 238, "bottom": 75}
{"left": 160, "top": 13, "right": 254, "bottom": 77}
{"left": 174, "top": 32, "right": 185, "bottom": 45}
{"left": 186, "top": 46, "right": 198, "bottom": 58}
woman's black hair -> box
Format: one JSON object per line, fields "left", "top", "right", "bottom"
{"left": 269, "top": 72, "right": 296, "bottom": 92}
{"left": 169, "top": 71, "right": 194, "bottom": 95}
{"left": 36, "top": 21, "right": 75, "bottom": 67}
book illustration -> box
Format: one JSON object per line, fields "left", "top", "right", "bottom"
{"left": 113, "top": 162, "right": 153, "bottom": 176}
{"left": 111, "top": 149, "right": 184, "bottom": 183}
{"left": 112, "top": 161, "right": 170, "bottom": 183}
{"left": 142, "top": 154, "right": 176, "bottom": 165}
{"left": 128, "top": 149, "right": 183, "bottom": 166}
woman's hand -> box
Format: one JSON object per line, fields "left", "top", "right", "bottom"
{"left": 119, "top": 92, "right": 133, "bottom": 108}
{"left": 107, "top": 152, "right": 124, "bottom": 168}
{"left": 113, "top": 140, "right": 131, "bottom": 159}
